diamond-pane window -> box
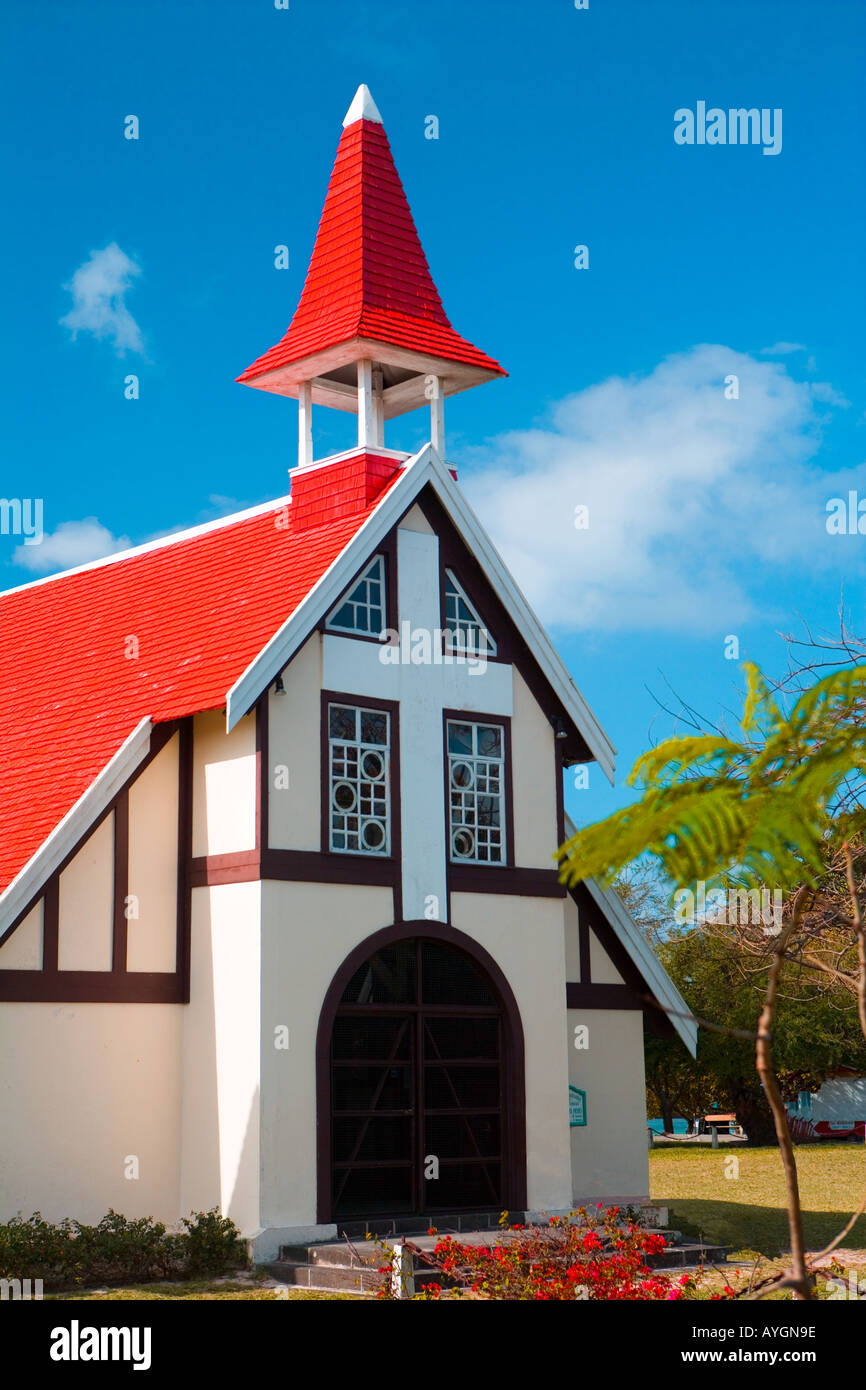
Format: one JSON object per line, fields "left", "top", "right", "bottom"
{"left": 327, "top": 555, "right": 386, "bottom": 637}
{"left": 329, "top": 703, "right": 390, "bottom": 855}
{"left": 447, "top": 719, "right": 505, "bottom": 864}
{"left": 443, "top": 570, "right": 496, "bottom": 656}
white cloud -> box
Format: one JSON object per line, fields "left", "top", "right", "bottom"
{"left": 760, "top": 342, "right": 806, "bottom": 355}
{"left": 60, "top": 243, "right": 144, "bottom": 355}
{"left": 461, "top": 344, "right": 858, "bottom": 634}
{"left": 14, "top": 518, "right": 131, "bottom": 574}
{"left": 810, "top": 381, "right": 850, "bottom": 407}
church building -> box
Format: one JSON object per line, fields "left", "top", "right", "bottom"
{"left": 0, "top": 86, "right": 694, "bottom": 1257}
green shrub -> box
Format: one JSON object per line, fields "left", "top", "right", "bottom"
{"left": 177, "top": 1210, "right": 247, "bottom": 1278}
{"left": 0, "top": 1208, "right": 246, "bottom": 1291}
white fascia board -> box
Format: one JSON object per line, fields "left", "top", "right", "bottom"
{"left": 0, "top": 716, "right": 153, "bottom": 944}
{"left": 226, "top": 447, "right": 616, "bottom": 786}
{"left": 584, "top": 878, "right": 698, "bottom": 1056}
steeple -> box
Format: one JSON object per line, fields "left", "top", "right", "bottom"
{"left": 237, "top": 85, "right": 505, "bottom": 467}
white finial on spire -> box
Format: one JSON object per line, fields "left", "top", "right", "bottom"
{"left": 343, "top": 84, "right": 383, "bottom": 128}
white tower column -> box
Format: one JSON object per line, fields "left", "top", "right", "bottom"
{"left": 427, "top": 374, "right": 444, "bottom": 458}
{"left": 298, "top": 381, "right": 313, "bottom": 467}
{"left": 357, "top": 359, "right": 375, "bottom": 448}
{"left": 372, "top": 366, "right": 385, "bottom": 448}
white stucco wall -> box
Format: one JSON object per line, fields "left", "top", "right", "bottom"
{"left": 511, "top": 669, "right": 559, "bottom": 870}
{"left": 268, "top": 634, "right": 321, "bottom": 851}
{"left": 564, "top": 894, "right": 581, "bottom": 980}
{"left": 450, "top": 891, "right": 573, "bottom": 1213}
{"left": 568, "top": 1007, "right": 649, "bottom": 1201}
{"left": 58, "top": 813, "right": 114, "bottom": 972}
{"left": 0, "top": 1002, "right": 182, "bottom": 1224}
{"left": 181, "top": 881, "right": 262, "bottom": 1234}
{"left": 0, "top": 900, "right": 42, "bottom": 969}
{"left": 589, "top": 928, "right": 625, "bottom": 984}
{"left": 564, "top": 893, "right": 649, "bottom": 1201}
{"left": 128, "top": 734, "right": 179, "bottom": 973}
{"left": 192, "top": 709, "right": 257, "bottom": 856}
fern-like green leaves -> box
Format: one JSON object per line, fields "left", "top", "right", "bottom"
{"left": 557, "top": 663, "right": 866, "bottom": 901}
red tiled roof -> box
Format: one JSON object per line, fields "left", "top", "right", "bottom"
{"left": 238, "top": 118, "right": 504, "bottom": 382}
{"left": 0, "top": 459, "right": 404, "bottom": 895}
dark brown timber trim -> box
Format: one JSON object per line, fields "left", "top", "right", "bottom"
{"left": 112, "top": 791, "right": 130, "bottom": 973}
{"left": 190, "top": 849, "right": 261, "bottom": 888}
{"left": 555, "top": 754, "right": 566, "bottom": 850}
{"left": 42, "top": 878, "right": 59, "bottom": 974}
{"left": 448, "top": 866, "right": 564, "bottom": 897}
{"left": 566, "top": 982, "right": 642, "bottom": 1010}
{"left": 0, "top": 971, "right": 186, "bottom": 1004}
{"left": 256, "top": 695, "right": 268, "bottom": 853}
{"left": 176, "top": 719, "right": 193, "bottom": 1001}
{"left": 578, "top": 915, "right": 592, "bottom": 984}
{"left": 188, "top": 846, "right": 405, "bottom": 890}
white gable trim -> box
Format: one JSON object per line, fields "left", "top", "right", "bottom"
{"left": 226, "top": 446, "right": 616, "bottom": 781}
{"left": 0, "top": 717, "right": 153, "bottom": 943}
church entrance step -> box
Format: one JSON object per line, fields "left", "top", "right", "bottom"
{"left": 329, "top": 1210, "right": 528, "bottom": 1241}
{"left": 263, "top": 1230, "right": 729, "bottom": 1294}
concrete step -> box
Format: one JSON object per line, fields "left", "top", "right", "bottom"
{"left": 329, "top": 1210, "right": 530, "bottom": 1240}
{"left": 264, "top": 1260, "right": 381, "bottom": 1294}
{"left": 265, "top": 1230, "right": 729, "bottom": 1293}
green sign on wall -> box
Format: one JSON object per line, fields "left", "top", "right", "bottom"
{"left": 569, "top": 1085, "right": 587, "bottom": 1127}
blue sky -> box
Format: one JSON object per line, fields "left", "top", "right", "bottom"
{"left": 2, "top": 0, "right": 864, "bottom": 828}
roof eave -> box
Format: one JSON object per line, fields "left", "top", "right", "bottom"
{"left": 237, "top": 337, "right": 505, "bottom": 410}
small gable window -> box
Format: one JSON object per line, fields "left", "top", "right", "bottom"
{"left": 327, "top": 555, "right": 386, "bottom": 637}
{"left": 328, "top": 703, "right": 391, "bottom": 856}
{"left": 447, "top": 719, "right": 505, "bottom": 864}
{"left": 444, "top": 570, "right": 496, "bottom": 657}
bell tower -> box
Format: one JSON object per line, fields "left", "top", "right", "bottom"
{"left": 237, "top": 85, "right": 505, "bottom": 470}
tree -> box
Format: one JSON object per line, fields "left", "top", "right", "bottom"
{"left": 558, "top": 661, "right": 866, "bottom": 1298}
{"left": 652, "top": 927, "right": 866, "bottom": 1142}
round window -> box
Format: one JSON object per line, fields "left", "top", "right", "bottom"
{"left": 333, "top": 781, "right": 357, "bottom": 811}
{"left": 450, "top": 760, "right": 474, "bottom": 789}
{"left": 361, "top": 818, "right": 386, "bottom": 851}
{"left": 361, "top": 750, "right": 385, "bottom": 781}
{"left": 452, "top": 827, "right": 475, "bottom": 859}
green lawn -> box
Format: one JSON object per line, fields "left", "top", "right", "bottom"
{"left": 651, "top": 1143, "right": 866, "bottom": 1259}
{"left": 47, "top": 1279, "right": 357, "bottom": 1301}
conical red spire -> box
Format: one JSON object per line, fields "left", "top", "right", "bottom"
{"left": 238, "top": 86, "right": 504, "bottom": 393}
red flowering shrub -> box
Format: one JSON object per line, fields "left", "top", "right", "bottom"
{"left": 377, "top": 1206, "right": 700, "bottom": 1301}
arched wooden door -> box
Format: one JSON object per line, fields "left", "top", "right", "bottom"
{"left": 318, "top": 927, "right": 526, "bottom": 1222}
